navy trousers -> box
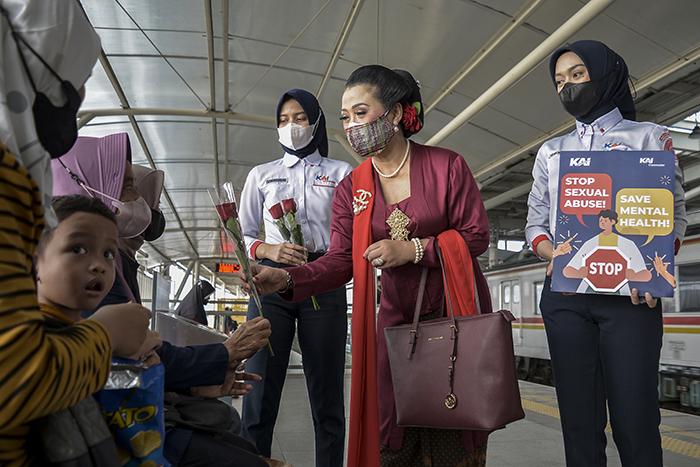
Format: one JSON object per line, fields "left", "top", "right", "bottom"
{"left": 241, "top": 259, "right": 347, "bottom": 467}
{"left": 540, "top": 275, "right": 663, "bottom": 467}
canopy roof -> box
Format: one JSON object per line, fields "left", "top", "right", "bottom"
{"left": 77, "top": 0, "right": 700, "bottom": 289}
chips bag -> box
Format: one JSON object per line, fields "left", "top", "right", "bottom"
{"left": 94, "top": 359, "right": 166, "bottom": 467}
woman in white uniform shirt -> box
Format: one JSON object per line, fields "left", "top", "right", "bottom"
{"left": 526, "top": 40, "right": 686, "bottom": 467}
{"left": 238, "top": 89, "right": 352, "bottom": 467}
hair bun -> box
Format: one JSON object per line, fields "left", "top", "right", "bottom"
{"left": 393, "top": 69, "right": 423, "bottom": 137}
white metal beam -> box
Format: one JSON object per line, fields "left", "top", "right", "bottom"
{"left": 77, "top": 107, "right": 276, "bottom": 127}
{"left": 95, "top": 50, "right": 200, "bottom": 258}
{"left": 204, "top": 0, "right": 220, "bottom": 189}
{"left": 482, "top": 182, "right": 533, "bottom": 211}
{"left": 427, "top": 0, "right": 617, "bottom": 147}
{"left": 424, "top": 0, "right": 546, "bottom": 115}
{"left": 223, "top": 0, "right": 231, "bottom": 182}
{"left": 76, "top": 107, "right": 362, "bottom": 165}
{"left": 317, "top": 0, "right": 365, "bottom": 99}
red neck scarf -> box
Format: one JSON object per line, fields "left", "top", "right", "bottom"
{"left": 347, "top": 161, "right": 478, "bottom": 467}
{"left": 348, "top": 157, "right": 380, "bottom": 467}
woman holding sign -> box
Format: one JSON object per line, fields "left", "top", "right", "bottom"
{"left": 525, "top": 41, "right": 686, "bottom": 467}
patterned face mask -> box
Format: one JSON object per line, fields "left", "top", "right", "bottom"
{"left": 345, "top": 110, "right": 395, "bottom": 157}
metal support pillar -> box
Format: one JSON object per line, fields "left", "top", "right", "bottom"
{"left": 173, "top": 261, "right": 194, "bottom": 305}
{"left": 489, "top": 222, "right": 500, "bottom": 268}
{"left": 193, "top": 260, "right": 201, "bottom": 287}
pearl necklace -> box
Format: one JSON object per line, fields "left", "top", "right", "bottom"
{"left": 372, "top": 141, "right": 411, "bottom": 178}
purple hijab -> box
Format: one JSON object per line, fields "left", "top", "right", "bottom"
{"left": 52, "top": 133, "right": 132, "bottom": 208}
{"left": 52, "top": 133, "right": 136, "bottom": 303}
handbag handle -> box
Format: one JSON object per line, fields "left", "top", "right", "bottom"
{"left": 406, "top": 267, "right": 428, "bottom": 359}
{"left": 405, "top": 237, "right": 481, "bottom": 359}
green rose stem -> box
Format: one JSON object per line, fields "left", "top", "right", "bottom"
{"left": 275, "top": 218, "right": 291, "bottom": 242}
{"left": 224, "top": 217, "right": 274, "bottom": 356}
{"left": 280, "top": 205, "right": 321, "bottom": 310}
{"left": 281, "top": 211, "right": 319, "bottom": 309}
{"left": 284, "top": 211, "right": 303, "bottom": 246}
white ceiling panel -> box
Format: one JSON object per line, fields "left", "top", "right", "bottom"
{"left": 73, "top": 0, "right": 700, "bottom": 279}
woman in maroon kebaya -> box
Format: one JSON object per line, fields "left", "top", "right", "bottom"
{"left": 242, "top": 65, "right": 491, "bottom": 467}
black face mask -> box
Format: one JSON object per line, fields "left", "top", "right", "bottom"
{"left": 143, "top": 208, "right": 166, "bottom": 242}
{"left": 558, "top": 80, "right": 602, "bottom": 119}
{"left": 557, "top": 61, "right": 620, "bottom": 120}
{"left": 3, "top": 9, "right": 81, "bottom": 158}
{"left": 32, "top": 81, "right": 81, "bottom": 158}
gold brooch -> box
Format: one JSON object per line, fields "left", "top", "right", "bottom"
{"left": 386, "top": 207, "right": 410, "bottom": 241}
{"left": 353, "top": 189, "right": 372, "bottom": 215}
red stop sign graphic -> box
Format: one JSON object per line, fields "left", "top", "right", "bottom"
{"left": 583, "top": 246, "right": 630, "bottom": 293}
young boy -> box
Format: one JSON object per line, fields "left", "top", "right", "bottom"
{"left": 33, "top": 195, "right": 161, "bottom": 465}
{"left": 36, "top": 194, "right": 161, "bottom": 363}
{"left": 36, "top": 195, "right": 268, "bottom": 467}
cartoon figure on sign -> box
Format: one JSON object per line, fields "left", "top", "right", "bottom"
{"left": 560, "top": 210, "right": 651, "bottom": 294}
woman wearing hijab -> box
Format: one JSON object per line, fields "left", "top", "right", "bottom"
{"left": 52, "top": 132, "right": 152, "bottom": 306}
{"left": 175, "top": 279, "right": 215, "bottom": 325}
{"left": 238, "top": 89, "right": 352, "bottom": 466}
{"left": 525, "top": 40, "right": 686, "bottom": 466}
{"left": 54, "top": 139, "right": 166, "bottom": 307}
{"left": 118, "top": 163, "right": 167, "bottom": 304}
{"left": 240, "top": 66, "right": 492, "bottom": 467}
{"left": 0, "top": 2, "right": 151, "bottom": 465}
{"left": 52, "top": 132, "right": 273, "bottom": 467}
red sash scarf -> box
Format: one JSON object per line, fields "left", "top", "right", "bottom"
{"left": 437, "top": 229, "right": 477, "bottom": 317}
{"left": 348, "top": 157, "right": 380, "bottom": 467}
{"left": 347, "top": 161, "right": 478, "bottom": 467}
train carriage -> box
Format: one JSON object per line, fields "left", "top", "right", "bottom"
{"left": 484, "top": 234, "right": 700, "bottom": 411}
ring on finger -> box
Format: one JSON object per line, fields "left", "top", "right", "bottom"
{"left": 375, "top": 258, "right": 385, "bottom": 267}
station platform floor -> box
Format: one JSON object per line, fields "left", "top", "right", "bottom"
{"left": 231, "top": 374, "right": 700, "bottom": 467}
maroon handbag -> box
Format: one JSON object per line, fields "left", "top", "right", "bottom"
{"left": 384, "top": 247, "right": 525, "bottom": 430}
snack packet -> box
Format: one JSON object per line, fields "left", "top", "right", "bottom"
{"left": 94, "top": 359, "right": 166, "bottom": 467}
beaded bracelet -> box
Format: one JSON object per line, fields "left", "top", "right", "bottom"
{"left": 412, "top": 237, "right": 424, "bottom": 264}
{"left": 278, "top": 270, "right": 293, "bottom": 293}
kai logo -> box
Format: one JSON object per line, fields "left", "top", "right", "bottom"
{"left": 640, "top": 157, "right": 654, "bottom": 164}
{"left": 570, "top": 157, "right": 591, "bottom": 167}
{"left": 603, "top": 142, "right": 628, "bottom": 150}
{"left": 313, "top": 174, "right": 337, "bottom": 188}
{"left": 103, "top": 405, "right": 157, "bottom": 429}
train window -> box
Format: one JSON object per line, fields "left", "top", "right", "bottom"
{"left": 502, "top": 283, "right": 510, "bottom": 306}
{"left": 678, "top": 263, "right": 700, "bottom": 312}
{"left": 534, "top": 281, "right": 544, "bottom": 315}
{"left": 513, "top": 283, "right": 520, "bottom": 303}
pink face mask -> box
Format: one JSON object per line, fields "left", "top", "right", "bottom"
{"left": 345, "top": 109, "right": 395, "bottom": 157}
{"left": 73, "top": 181, "right": 152, "bottom": 239}
{"left": 110, "top": 197, "right": 152, "bottom": 239}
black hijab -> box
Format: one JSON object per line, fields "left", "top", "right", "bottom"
{"left": 175, "top": 280, "right": 215, "bottom": 325}
{"left": 276, "top": 88, "right": 328, "bottom": 158}
{"left": 549, "top": 40, "right": 635, "bottom": 123}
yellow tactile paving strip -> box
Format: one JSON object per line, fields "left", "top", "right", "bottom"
{"left": 520, "top": 392, "right": 700, "bottom": 460}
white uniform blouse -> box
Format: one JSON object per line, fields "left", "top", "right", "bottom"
{"left": 239, "top": 149, "right": 353, "bottom": 259}
{"left": 526, "top": 108, "right": 686, "bottom": 253}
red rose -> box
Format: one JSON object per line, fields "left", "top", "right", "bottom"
{"left": 268, "top": 203, "right": 284, "bottom": 220}
{"left": 282, "top": 198, "right": 297, "bottom": 213}
{"left": 216, "top": 202, "right": 237, "bottom": 221}
{"left": 402, "top": 102, "right": 421, "bottom": 133}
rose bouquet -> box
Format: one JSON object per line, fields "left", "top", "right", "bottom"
{"left": 268, "top": 198, "right": 319, "bottom": 310}
{"left": 210, "top": 182, "right": 273, "bottom": 355}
